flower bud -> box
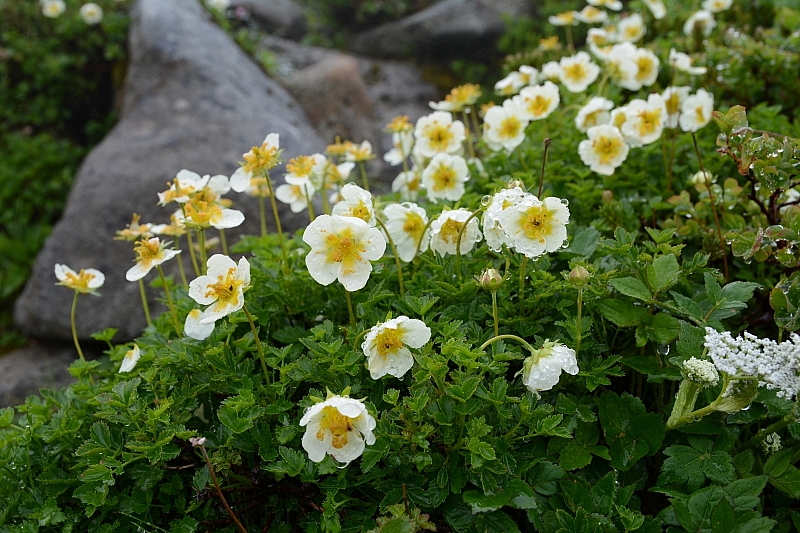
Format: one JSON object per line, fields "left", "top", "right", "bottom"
{"left": 477, "top": 267, "right": 504, "bottom": 291}
{"left": 568, "top": 265, "right": 590, "bottom": 287}
{"left": 507, "top": 179, "right": 526, "bottom": 191}
{"left": 602, "top": 190, "right": 614, "bottom": 203}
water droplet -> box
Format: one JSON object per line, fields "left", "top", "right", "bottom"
{"left": 561, "top": 198, "right": 569, "bottom": 206}
{"left": 741, "top": 405, "right": 750, "bottom": 411}
{"left": 481, "top": 195, "right": 491, "bottom": 207}
{"left": 657, "top": 344, "right": 670, "bottom": 356}
{"left": 561, "top": 240, "right": 569, "bottom": 248}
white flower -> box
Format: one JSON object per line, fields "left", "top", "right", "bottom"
{"left": 361, "top": 316, "right": 431, "bottom": 379}
{"left": 518, "top": 65, "right": 539, "bottom": 87}
{"left": 684, "top": 10, "right": 716, "bottom": 37}
{"left": 548, "top": 11, "right": 578, "bottom": 26}
{"left": 588, "top": 0, "right": 622, "bottom": 11}
{"left": 558, "top": 52, "right": 601, "bottom": 93}
{"left": 705, "top": 328, "right": 800, "bottom": 400}
{"left": 391, "top": 170, "right": 422, "bottom": 201}
{"left": 497, "top": 195, "right": 570, "bottom": 258}
{"left": 617, "top": 14, "right": 645, "bottom": 43}
{"left": 275, "top": 177, "right": 316, "bottom": 213}
{"left": 578, "top": 125, "right": 630, "bottom": 175}
{"left": 119, "top": 345, "right": 141, "bottom": 373}
{"left": 55, "top": 264, "right": 105, "bottom": 294}
{"left": 188, "top": 255, "right": 250, "bottom": 324}
{"left": 482, "top": 99, "right": 529, "bottom": 152}
{"left": 421, "top": 153, "right": 470, "bottom": 203}
{"left": 383, "top": 130, "right": 415, "bottom": 166}
{"left": 620, "top": 93, "right": 667, "bottom": 146}
{"left": 683, "top": 357, "right": 719, "bottom": 386}
{"left": 42, "top": 0, "right": 65, "bottom": 17}
{"left": 540, "top": 61, "right": 562, "bottom": 82}
{"left": 331, "top": 183, "right": 376, "bottom": 226}
{"left": 643, "top": 0, "right": 666, "bottom": 19}
{"left": 79, "top": 3, "right": 103, "bottom": 24}
{"left": 575, "top": 96, "right": 614, "bottom": 133}
{"left": 207, "top": 0, "right": 230, "bottom": 11}
{"left": 587, "top": 28, "right": 614, "bottom": 60}
{"left": 494, "top": 71, "right": 526, "bottom": 96}
{"left": 230, "top": 133, "right": 280, "bottom": 192}
{"left": 702, "top": 0, "right": 732, "bottom": 13}
{"left": 669, "top": 49, "right": 707, "bottom": 75}
{"left": 303, "top": 215, "right": 386, "bottom": 292}
{"left": 300, "top": 396, "right": 376, "bottom": 463}
{"left": 125, "top": 237, "right": 181, "bottom": 282}
{"left": 414, "top": 112, "right": 466, "bottom": 159}
{"left": 662, "top": 86, "right": 692, "bottom": 128}
{"left": 606, "top": 42, "right": 641, "bottom": 91}
{"left": 679, "top": 88, "right": 714, "bottom": 132}
{"left": 158, "top": 169, "right": 208, "bottom": 205}
{"left": 382, "top": 203, "right": 430, "bottom": 262}
{"left": 482, "top": 187, "right": 527, "bottom": 252}
{"left": 522, "top": 341, "right": 579, "bottom": 392}
{"left": 575, "top": 6, "right": 608, "bottom": 24}
{"left": 514, "top": 82, "right": 560, "bottom": 121}
{"left": 344, "top": 140, "right": 375, "bottom": 163}
{"left": 184, "top": 309, "right": 215, "bottom": 340}
{"left": 429, "top": 209, "right": 482, "bottom": 257}
{"left": 632, "top": 48, "right": 660, "bottom": 88}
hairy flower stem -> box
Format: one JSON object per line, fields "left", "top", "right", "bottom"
{"left": 691, "top": 132, "right": 729, "bottom": 282}
{"left": 70, "top": 292, "right": 85, "bottom": 361}
{"left": 219, "top": 229, "right": 228, "bottom": 256}
{"left": 263, "top": 170, "right": 289, "bottom": 271}
{"left": 138, "top": 279, "right": 152, "bottom": 327}
{"left": 491, "top": 290, "right": 499, "bottom": 337}
{"left": 185, "top": 228, "right": 201, "bottom": 278}
{"left": 175, "top": 236, "right": 188, "bottom": 289}
{"left": 259, "top": 194, "right": 268, "bottom": 237}
{"left": 243, "top": 304, "right": 270, "bottom": 387}
{"left": 575, "top": 288, "right": 584, "bottom": 354}
{"left": 455, "top": 207, "right": 484, "bottom": 281}
{"left": 462, "top": 110, "right": 477, "bottom": 161}
{"left": 359, "top": 161, "right": 370, "bottom": 192}
{"left": 518, "top": 256, "right": 529, "bottom": 313}
{"left": 198, "top": 229, "right": 208, "bottom": 275}
{"left": 156, "top": 266, "right": 181, "bottom": 336}
{"left": 197, "top": 443, "right": 248, "bottom": 533}
{"left": 480, "top": 334, "right": 536, "bottom": 355}
{"left": 566, "top": 26, "right": 575, "bottom": 53}
{"left": 538, "top": 138, "right": 552, "bottom": 198}
{"left": 375, "top": 218, "right": 405, "bottom": 296}
{"left": 345, "top": 290, "right": 356, "bottom": 327}
{"left": 305, "top": 183, "right": 316, "bottom": 223}
{"left": 469, "top": 105, "right": 482, "bottom": 141}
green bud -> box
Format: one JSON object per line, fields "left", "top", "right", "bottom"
{"left": 568, "top": 265, "right": 590, "bottom": 287}
{"left": 477, "top": 267, "right": 504, "bottom": 291}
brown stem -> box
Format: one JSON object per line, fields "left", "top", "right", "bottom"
{"left": 691, "top": 132, "right": 729, "bottom": 282}
{"left": 198, "top": 444, "right": 248, "bottom": 533}
{"left": 538, "top": 138, "right": 552, "bottom": 198}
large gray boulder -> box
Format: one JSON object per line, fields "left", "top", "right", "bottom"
{"left": 13, "top": 0, "right": 325, "bottom": 342}
{"left": 349, "top": 0, "right": 534, "bottom": 59}
{"left": 230, "top": 0, "right": 307, "bottom": 40}
{"left": 0, "top": 341, "right": 83, "bottom": 408}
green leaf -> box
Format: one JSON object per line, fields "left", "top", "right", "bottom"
{"left": 379, "top": 517, "right": 413, "bottom": 533}
{"left": 559, "top": 442, "right": 593, "bottom": 471}
{"left": 661, "top": 438, "right": 736, "bottom": 492}
{"left": 473, "top": 510, "right": 521, "bottom": 533}
{"left": 610, "top": 277, "right": 653, "bottom": 302}
{"left": 616, "top": 505, "right": 645, "bottom": 532}
{"left": 704, "top": 273, "right": 760, "bottom": 321}
{"left": 642, "top": 313, "right": 681, "bottom": 344}
{"left": 467, "top": 437, "right": 496, "bottom": 461}
{"left": 0, "top": 407, "right": 15, "bottom": 428}
{"left": 217, "top": 391, "right": 265, "bottom": 434}
{"left": 592, "top": 472, "right": 617, "bottom": 515}
{"left": 710, "top": 498, "right": 735, "bottom": 533}
{"left": 596, "top": 300, "right": 647, "bottom": 327}
{"left": 463, "top": 489, "right": 514, "bottom": 514}
{"left": 563, "top": 226, "right": 601, "bottom": 258}
{"left": 279, "top": 446, "right": 306, "bottom": 477}
{"left": 725, "top": 476, "right": 767, "bottom": 511}
{"left": 596, "top": 393, "right": 664, "bottom": 471}
{"left": 646, "top": 254, "right": 681, "bottom": 295}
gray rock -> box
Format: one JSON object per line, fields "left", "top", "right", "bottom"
{"left": 349, "top": 0, "right": 534, "bottom": 60}
{"left": 13, "top": 0, "right": 325, "bottom": 343}
{"left": 0, "top": 341, "right": 81, "bottom": 408}
{"left": 230, "top": 0, "right": 307, "bottom": 40}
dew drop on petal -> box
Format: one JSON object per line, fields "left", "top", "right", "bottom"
{"left": 561, "top": 198, "right": 569, "bottom": 206}
{"left": 481, "top": 195, "right": 492, "bottom": 207}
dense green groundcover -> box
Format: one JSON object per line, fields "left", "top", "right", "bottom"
{"left": 3, "top": 0, "right": 800, "bottom": 532}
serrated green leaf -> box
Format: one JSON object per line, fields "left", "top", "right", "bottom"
{"left": 610, "top": 277, "right": 653, "bottom": 301}
{"left": 646, "top": 254, "right": 681, "bottom": 295}
{"left": 596, "top": 299, "right": 647, "bottom": 327}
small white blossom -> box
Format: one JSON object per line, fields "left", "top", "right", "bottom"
{"left": 331, "top": 183, "right": 376, "bottom": 226}
{"left": 684, "top": 10, "right": 716, "bottom": 37}
{"left": 414, "top": 112, "right": 466, "bottom": 159}
{"left": 514, "top": 82, "right": 560, "bottom": 121}
{"left": 429, "top": 209, "right": 482, "bottom": 257}
{"left": 382, "top": 203, "right": 430, "bottom": 262}
{"left": 578, "top": 125, "right": 630, "bottom": 175}
{"left": 679, "top": 88, "right": 714, "bottom": 132}
{"left": 522, "top": 341, "right": 579, "bottom": 392}
{"left": 361, "top": 316, "right": 431, "bottom": 379}
{"left": 497, "top": 195, "right": 570, "bottom": 258}
{"left": 188, "top": 255, "right": 250, "bottom": 324}
{"left": 482, "top": 187, "right": 527, "bottom": 252}
{"left": 300, "top": 396, "right": 376, "bottom": 464}
{"left": 662, "top": 86, "right": 692, "bottom": 129}
{"left": 119, "top": 345, "right": 141, "bottom": 373}
{"left": 643, "top": 0, "right": 666, "bottom": 19}
{"left": 617, "top": 14, "right": 645, "bottom": 43}
{"left": 702, "top": 0, "right": 732, "bottom": 13}
{"left": 42, "top": 0, "right": 66, "bottom": 18}
{"left": 575, "top": 96, "right": 614, "bottom": 133}
{"left": 421, "top": 153, "right": 470, "bottom": 203}
{"left": 669, "top": 49, "right": 707, "bottom": 75}
{"left": 184, "top": 309, "right": 215, "bottom": 340}
{"left": 558, "top": 52, "right": 601, "bottom": 93}
{"left": 79, "top": 3, "right": 103, "bottom": 24}
{"left": 620, "top": 93, "right": 667, "bottom": 146}
{"left": 482, "top": 99, "right": 529, "bottom": 152}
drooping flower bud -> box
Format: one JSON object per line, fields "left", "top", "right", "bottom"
{"left": 477, "top": 267, "right": 504, "bottom": 291}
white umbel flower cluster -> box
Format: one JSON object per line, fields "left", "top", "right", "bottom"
{"left": 683, "top": 357, "right": 719, "bottom": 386}
{"left": 704, "top": 328, "right": 800, "bottom": 400}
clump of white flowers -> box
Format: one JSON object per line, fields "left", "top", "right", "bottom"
{"left": 704, "top": 328, "right": 800, "bottom": 400}
{"left": 682, "top": 357, "right": 719, "bottom": 386}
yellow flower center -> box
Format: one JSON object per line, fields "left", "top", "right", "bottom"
{"left": 520, "top": 204, "right": 555, "bottom": 244}
{"left": 60, "top": 270, "right": 97, "bottom": 293}
{"left": 184, "top": 200, "right": 223, "bottom": 228}
{"left": 242, "top": 143, "right": 280, "bottom": 175}
{"left": 556, "top": 12, "right": 574, "bottom": 24}
{"left": 438, "top": 218, "right": 464, "bottom": 244}
{"left": 583, "top": 109, "right": 605, "bottom": 129}
{"left": 623, "top": 26, "right": 640, "bottom": 40}
{"left": 429, "top": 164, "right": 457, "bottom": 192}
{"left": 635, "top": 108, "right": 662, "bottom": 137}
{"left": 374, "top": 328, "right": 404, "bottom": 358}
{"left": 423, "top": 123, "right": 454, "bottom": 152}
{"left": 498, "top": 116, "right": 523, "bottom": 139}
{"left": 593, "top": 134, "right": 625, "bottom": 164}
{"left": 316, "top": 406, "right": 354, "bottom": 449}
{"left": 348, "top": 145, "right": 373, "bottom": 162}
{"left": 325, "top": 227, "right": 364, "bottom": 274}
{"left": 204, "top": 267, "right": 244, "bottom": 311}
{"left": 635, "top": 56, "right": 656, "bottom": 83}
{"left": 134, "top": 239, "right": 163, "bottom": 268}
{"left": 526, "top": 95, "right": 553, "bottom": 117}
{"left": 446, "top": 84, "right": 481, "bottom": 109}
{"left": 613, "top": 112, "right": 627, "bottom": 129}
{"left": 326, "top": 137, "right": 351, "bottom": 157}
{"left": 539, "top": 36, "right": 560, "bottom": 50}
{"left": 287, "top": 156, "right": 314, "bottom": 177}
{"left": 694, "top": 105, "right": 706, "bottom": 123}
{"left": 348, "top": 201, "right": 372, "bottom": 223}
{"left": 665, "top": 93, "right": 681, "bottom": 115}
{"left": 563, "top": 62, "right": 587, "bottom": 83}
{"left": 402, "top": 211, "right": 425, "bottom": 241}
{"left": 386, "top": 115, "right": 411, "bottom": 133}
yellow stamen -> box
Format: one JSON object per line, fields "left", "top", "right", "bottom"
{"left": 520, "top": 204, "right": 555, "bottom": 244}
{"left": 316, "top": 406, "right": 354, "bottom": 449}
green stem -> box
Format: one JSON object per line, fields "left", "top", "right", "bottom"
{"left": 743, "top": 415, "right": 796, "bottom": 450}
{"left": 538, "top": 138, "right": 552, "bottom": 198}
{"left": 138, "top": 279, "right": 152, "bottom": 326}
{"left": 305, "top": 183, "right": 316, "bottom": 223}
{"left": 258, "top": 194, "right": 267, "bottom": 237}
{"left": 185, "top": 228, "right": 201, "bottom": 278}
{"left": 461, "top": 110, "right": 477, "bottom": 160}
{"left": 70, "top": 291, "right": 85, "bottom": 361}
{"left": 219, "top": 228, "right": 228, "bottom": 256}
{"left": 375, "top": 218, "right": 405, "bottom": 296}
{"left": 264, "top": 170, "right": 289, "bottom": 270}
{"left": 455, "top": 207, "right": 483, "bottom": 281}
{"left": 243, "top": 304, "right": 270, "bottom": 387}
{"left": 518, "top": 256, "right": 529, "bottom": 313}
{"left": 480, "top": 334, "right": 536, "bottom": 355}
{"left": 156, "top": 265, "right": 181, "bottom": 336}
{"left": 575, "top": 288, "right": 583, "bottom": 354}
{"left": 345, "top": 289, "right": 356, "bottom": 327}
{"left": 491, "top": 290, "right": 499, "bottom": 337}
{"left": 198, "top": 229, "right": 208, "bottom": 274}
{"left": 175, "top": 235, "right": 188, "bottom": 289}
{"left": 469, "top": 105, "right": 482, "bottom": 142}
{"left": 566, "top": 25, "right": 575, "bottom": 53}
{"left": 359, "top": 161, "right": 370, "bottom": 192}
{"left": 691, "top": 131, "right": 729, "bottom": 283}
{"left": 321, "top": 184, "right": 331, "bottom": 215}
